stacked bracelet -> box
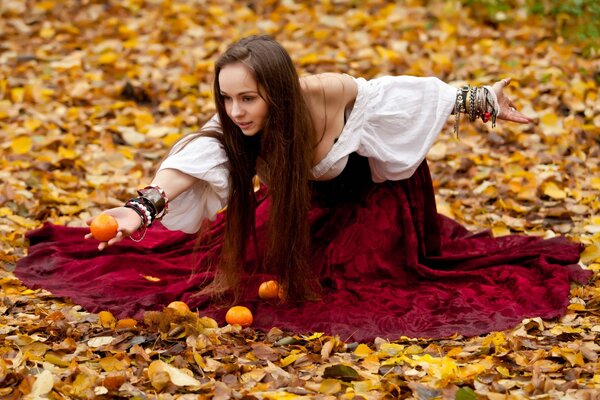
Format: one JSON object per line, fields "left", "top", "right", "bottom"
{"left": 124, "top": 184, "right": 169, "bottom": 242}
{"left": 137, "top": 185, "right": 169, "bottom": 219}
{"left": 454, "top": 85, "right": 499, "bottom": 137}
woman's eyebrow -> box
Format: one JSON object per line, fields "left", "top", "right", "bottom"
{"left": 220, "top": 90, "right": 258, "bottom": 96}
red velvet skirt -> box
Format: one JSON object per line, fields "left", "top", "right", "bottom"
{"left": 16, "top": 155, "right": 591, "bottom": 341}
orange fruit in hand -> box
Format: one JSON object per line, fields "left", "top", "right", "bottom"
{"left": 90, "top": 214, "right": 119, "bottom": 241}
{"left": 167, "top": 301, "right": 190, "bottom": 315}
{"left": 225, "top": 306, "right": 253, "bottom": 327}
{"left": 258, "top": 280, "right": 280, "bottom": 300}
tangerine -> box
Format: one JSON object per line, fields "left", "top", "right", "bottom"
{"left": 115, "top": 318, "right": 137, "bottom": 329}
{"left": 258, "top": 280, "right": 280, "bottom": 300}
{"left": 90, "top": 214, "right": 119, "bottom": 242}
{"left": 167, "top": 301, "right": 190, "bottom": 315}
{"left": 225, "top": 306, "right": 253, "bottom": 327}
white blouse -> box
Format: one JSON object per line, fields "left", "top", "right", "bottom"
{"left": 158, "top": 75, "right": 457, "bottom": 233}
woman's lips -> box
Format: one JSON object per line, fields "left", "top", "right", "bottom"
{"left": 238, "top": 122, "right": 252, "bottom": 130}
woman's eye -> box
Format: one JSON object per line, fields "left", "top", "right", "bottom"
{"left": 222, "top": 95, "right": 231, "bottom": 101}
{"left": 242, "top": 97, "right": 255, "bottom": 102}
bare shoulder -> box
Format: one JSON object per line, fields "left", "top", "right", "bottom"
{"left": 300, "top": 73, "right": 357, "bottom": 106}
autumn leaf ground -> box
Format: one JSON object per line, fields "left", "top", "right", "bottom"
{"left": 1, "top": 1, "right": 599, "bottom": 399}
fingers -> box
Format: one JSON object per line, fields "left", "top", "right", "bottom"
{"left": 89, "top": 230, "right": 126, "bottom": 251}
{"left": 506, "top": 109, "right": 535, "bottom": 124}
{"left": 108, "top": 231, "right": 125, "bottom": 246}
{"left": 502, "top": 77, "right": 511, "bottom": 86}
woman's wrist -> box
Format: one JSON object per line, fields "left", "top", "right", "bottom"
{"left": 453, "top": 84, "right": 499, "bottom": 137}
{"left": 121, "top": 184, "right": 169, "bottom": 242}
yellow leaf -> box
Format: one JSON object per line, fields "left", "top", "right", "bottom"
{"left": 142, "top": 275, "right": 161, "bottom": 282}
{"left": 40, "top": 25, "right": 55, "bottom": 39}
{"left": 71, "top": 371, "right": 98, "bottom": 397}
{"left": 353, "top": 380, "right": 382, "bottom": 393}
{"left": 11, "top": 136, "right": 32, "bottom": 154}
{"left": 98, "top": 51, "right": 119, "bottom": 65}
{"left": 539, "top": 110, "right": 564, "bottom": 135}
{"left": 319, "top": 378, "right": 342, "bottom": 395}
{"left": 496, "top": 365, "right": 514, "bottom": 377}
{"left": 148, "top": 360, "right": 201, "bottom": 388}
{"left": 58, "top": 146, "right": 77, "bottom": 160}
{"left": 299, "top": 52, "right": 319, "bottom": 65}
{"left": 557, "top": 348, "right": 585, "bottom": 367}
{"left": 99, "top": 356, "right": 127, "bottom": 372}
{"left": 0, "top": 100, "right": 13, "bottom": 119}
{"left": 540, "top": 111, "right": 559, "bottom": 127}
{"left": 567, "top": 303, "right": 585, "bottom": 311}
{"left": 580, "top": 243, "right": 600, "bottom": 264}
{"left": 439, "top": 356, "right": 459, "bottom": 382}
{"left": 482, "top": 332, "right": 508, "bottom": 354}
{"left": 135, "top": 111, "right": 155, "bottom": 132}
{"left": 98, "top": 311, "right": 116, "bottom": 329}
{"left": 11, "top": 87, "right": 25, "bottom": 102}
{"left": 304, "top": 332, "right": 324, "bottom": 341}
{"left": 378, "top": 343, "right": 405, "bottom": 357}
{"left": 198, "top": 316, "right": 218, "bottom": 329}
{"left": 24, "top": 118, "right": 43, "bottom": 131}
{"left": 119, "top": 147, "right": 135, "bottom": 159}
{"left": 542, "top": 181, "right": 566, "bottom": 200}
{"left": 193, "top": 351, "right": 206, "bottom": 369}
{"left": 405, "top": 345, "right": 424, "bottom": 355}
{"left": 432, "top": 53, "right": 452, "bottom": 71}
{"left": 445, "top": 347, "right": 462, "bottom": 357}
{"left": 590, "top": 177, "right": 600, "bottom": 190}
{"left": 280, "top": 352, "right": 303, "bottom": 367}
{"left": 35, "top": 1, "right": 56, "bottom": 11}
{"left": 353, "top": 343, "right": 373, "bottom": 357}
{"left": 163, "top": 133, "right": 183, "bottom": 146}
{"left": 492, "top": 225, "right": 511, "bottom": 237}
{"left": 7, "top": 214, "right": 38, "bottom": 229}
{"left": 44, "top": 351, "right": 71, "bottom": 367}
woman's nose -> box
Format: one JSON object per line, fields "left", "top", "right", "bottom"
{"left": 231, "top": 101, "right": 244, "bottom": 117}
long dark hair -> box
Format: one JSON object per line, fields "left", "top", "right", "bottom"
{"left": 213, "top": 35, "right": 317, "bottom": 301}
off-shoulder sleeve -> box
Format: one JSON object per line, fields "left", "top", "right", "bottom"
{"left": 357, "top": 76, "right": 457, "bottom": 182}
{"left": 157, "top": 127, "right": 230, "bottom": 233}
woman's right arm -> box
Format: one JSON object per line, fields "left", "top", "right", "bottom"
{"left": 85, "top": 168, "right": 199, "bottom": 250}
{"left": 87, "top": 114, "right": 228, "bottom": 250}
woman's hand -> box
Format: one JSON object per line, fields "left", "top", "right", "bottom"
{"left": 492, "top": 78, "right": 535, "bottom": 124}
{"left": 85, "top": 207, "right": 143, "bottom": 251}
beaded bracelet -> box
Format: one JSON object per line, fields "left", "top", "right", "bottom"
{"left": 124, "top": 201, "right": 148, "bottom": 242}
{"left": 124, "top": 198, "right": 153, "bottom": 242}
{"left": 123, "top": 185, "right": 169, "bottom": 243}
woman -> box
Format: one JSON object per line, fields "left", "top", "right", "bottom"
{"left": 17, "top": 36, "right": 591, "bottom": 340}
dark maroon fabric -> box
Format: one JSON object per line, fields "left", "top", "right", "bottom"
{"left": 16, "top": 156, "right": 591, "bottom": 341}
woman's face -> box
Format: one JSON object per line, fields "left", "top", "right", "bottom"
{"left": 218, "top": 63, "right": 269, "bottom": 136}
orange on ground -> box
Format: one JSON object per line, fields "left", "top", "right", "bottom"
{"left": 115, "top": 318, "right": 137, "bottom": 329}
{"left": 225, "top": 306, "right": 253, "bottom": 327}
{"left": 258, "top": 280, "right": 280, "bottom": 300}
{"left": 90, "top": 214, "right": 119, "bottom": 242}
{"left": 167, "top": 301, "right": 190, "bottom": 315}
